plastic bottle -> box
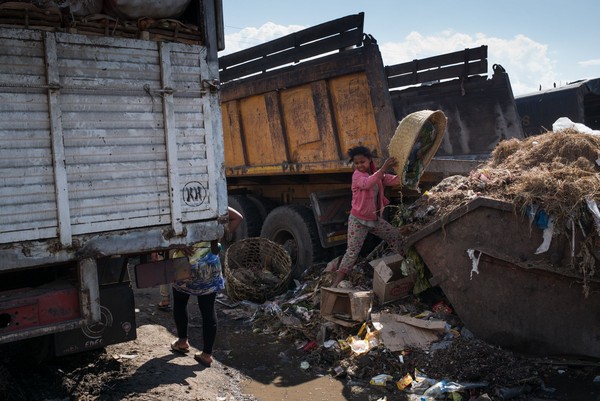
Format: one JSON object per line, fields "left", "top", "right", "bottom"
{"left": 423, "top": 380, "right": 446, "bottom": 398}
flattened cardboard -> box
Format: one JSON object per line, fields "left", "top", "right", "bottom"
{"left": 370, "top": 254, "right": 415, "bottom": 304}
{"left": 372, "top": 312, "right": 446, "bottom": 351}
{"left": 320, "top": 287, "right": 373, "bottom": 327}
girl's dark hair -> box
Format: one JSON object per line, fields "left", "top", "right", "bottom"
{"left": 347, "top": 146, "right": 373, "bottom": 161}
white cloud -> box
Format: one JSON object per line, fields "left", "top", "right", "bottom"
{"left": 579, "top": 59, "right": 600, "bottom": 67}
{"left": 222, "top": 24, "right": 560, "bottom": 96}
{"left": 221, "top": 22, "right": 305, "bottom": 55}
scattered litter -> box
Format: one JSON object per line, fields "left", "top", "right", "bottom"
{"left": 467, "top": 249, "right": 481, "bottom": 279}
{"left": 534, "top": 216, "right": 555, "bottom": 254}
{"left": 370, "top": 374, "right": 393, "bottom": 386}
{"left": 114, "top": 354, "right": 138, "bottom": 360}
{"left": 397, "top": 373, "right": 413, "bottom": 390}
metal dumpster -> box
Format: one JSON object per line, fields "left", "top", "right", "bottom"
{"left": 406, "top": 197, "right": 600, "bottom": 358}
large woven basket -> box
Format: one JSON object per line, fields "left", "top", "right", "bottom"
{"left": 224, "top": 238, "right": 292, "bottom": 303}
{"left": 388, "top": 110, "right": 447, "bottom": 190}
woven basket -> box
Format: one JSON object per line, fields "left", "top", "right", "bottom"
{"left": 388, "top": 110, "right": 447, "bottom": 189}
{"left": 224, "top": 238, "right": 292, "bottom": 303}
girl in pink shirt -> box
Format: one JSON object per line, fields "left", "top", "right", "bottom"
{"left": 331, "top": 146, "right": 404, "bottom": 287}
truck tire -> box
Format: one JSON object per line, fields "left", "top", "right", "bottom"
{"left": 227, "top": 195, "right": 262, "bottom": 241}
{"left": 260, "top": 204, "right": 323, "bottom": 279}
{"left": 247, "top": 195, "right": 278, "bottom": 221}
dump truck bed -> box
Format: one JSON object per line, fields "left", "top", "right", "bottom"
{"left": 406, "top": 197, "right": 600, "bottom": 358}
{"left": 219, "top": 14, "right": 523, "bottom": 184}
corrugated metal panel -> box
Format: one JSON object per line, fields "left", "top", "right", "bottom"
{"left": 0, "top": 30, "right": 58, "bottom": 243}
{"left": 0, "top": 29, "right": 221, "bottom": 246}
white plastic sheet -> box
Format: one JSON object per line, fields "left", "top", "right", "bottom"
{"left": 467, "top": 249, "right": 482, "bottom": 279}
{"left": 552, "top": 117, "right": 600, "bottom": 135}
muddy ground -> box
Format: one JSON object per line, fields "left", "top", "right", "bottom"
{"left": 1, "top": 284, "right": 599, "bottom": 401}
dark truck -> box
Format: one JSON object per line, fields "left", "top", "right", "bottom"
{"left": 218, "top": 13, "right": 524, "bottom": 277}
{"left": 516, "top": 77, "right": 600, "bottom": 136}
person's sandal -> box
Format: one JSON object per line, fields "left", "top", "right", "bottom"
{"left": 157, "top": 299, "right": 171, "bottom": 310}
{"left": 194, "top": 352, "right": 212, "bottom": 367}
{"left": 170, "top": 340, "right": 189, "bottom": 354}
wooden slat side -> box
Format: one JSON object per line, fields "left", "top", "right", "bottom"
{"left": 219, "top": 13, "right": 364, "bottom": 70}
{"left": 220, "top": 29, "right": 364, "bottom": 83}
{"left": 387, "top": 59, "right": 488, "bottom": 89}
{"left": 385, "top": 46, "right": 488, "bottom": 88}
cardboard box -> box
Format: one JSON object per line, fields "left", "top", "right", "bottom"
{"left": 370, "top": 254, "right": 415, "bottom": 304}
{"left": 320, "top": 287, "right": 373, "bottom": 327}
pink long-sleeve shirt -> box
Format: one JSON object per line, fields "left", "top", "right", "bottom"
{"left": 350, "top": 162, "right": 400, "bottom": 221}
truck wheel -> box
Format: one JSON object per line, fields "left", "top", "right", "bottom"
{"left": 260, "top": 204, "right": 323, "bottom": 279}
{"left": 227, "top": 195, "right": 261, "bottom": 242}
{"left": 247, "top": 195, "right": 277, "bottom": 221}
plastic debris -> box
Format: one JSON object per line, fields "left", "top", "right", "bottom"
{"left": 423, "top": 380, "right": 447, "bottom": 397}
{"left": 300, "top": 361, "right": 310, "bottom": 370}
{"left": 337, "top": 339, "right": 350, "bottom": 351}
{"left": 333, "top": 366, "right": 345, "bottom": 377}
{"left": 466, "top": 249, "right": 481, "bottom": 279}
{"left": 586, "top": 198, "right": 600, "bottom": 236}
{"left": 552, "top": 116, "right": 600, "bottom": 135}
{"left": 349, "top": 339, "right": 369, "bottom": 354}
{"left": 370, "top": 374, "right": 393, "bottom": 386}
{"left": 301, "top": 340, "right": 318, "bottom": 351}
{"left": 407, "top": 395, "right": 435, "bottom": 401}
{"left": 534, "top": 216, "right": 555, "bottom": 254}
{"left": 397, "top": 373, "right": 413, "bottom": 390}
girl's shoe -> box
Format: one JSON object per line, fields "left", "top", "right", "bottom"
{"left": 194, "top": 352, "right": 212, "bottom": 367}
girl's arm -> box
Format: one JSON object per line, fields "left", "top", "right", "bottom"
{"left": 353, "top": 157, "right": 399, "bottom": 189}
{"left": 353, "top": 169, "right": 384, "bottom": 189}
{"left": 382, "top": 173, "right": 400, "bottom": 186}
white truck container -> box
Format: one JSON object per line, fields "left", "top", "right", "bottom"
{"left": 0, "top": 0, "right": 227, "bottom": 354}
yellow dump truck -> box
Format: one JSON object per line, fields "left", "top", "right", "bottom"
{"left": 219, "top": 13, "right": 523, "bottom": 277}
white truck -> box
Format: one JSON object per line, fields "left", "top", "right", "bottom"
{"left": 0, "top": 0, "right": 227, "bottom": 356}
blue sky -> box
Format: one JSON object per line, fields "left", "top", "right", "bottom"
{"left": 219, "top": 0, "right": 600, "bottom": 96}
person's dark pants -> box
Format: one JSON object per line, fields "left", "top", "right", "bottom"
{"left": 172, "top": 287, "right": 218, "bottom": 354}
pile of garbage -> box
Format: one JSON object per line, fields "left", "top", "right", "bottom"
{"left": 218, "top": 260, "right": 571, "bottom": 401}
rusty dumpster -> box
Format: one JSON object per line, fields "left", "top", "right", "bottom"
{"left": 406, "top": 197, "right": 600, "bottom": 358}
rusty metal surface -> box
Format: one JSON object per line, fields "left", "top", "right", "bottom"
{"left": 408, "top": 197, "right": 600, "bottom": 357}
{"left": 134, "top": 257, "right": 191, "bottom": 289}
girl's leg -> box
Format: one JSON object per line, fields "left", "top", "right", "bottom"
{"left": 337, "top": 216, "right": 371, "bottom": 273}
{"left": 172, "top": 287, "right": 191, "bottom": 347}
{"left": 371, "top": 218, "right": 404, "bottom": 255}
{"left": 196, "top": 292, "right": 218, "bottom": 355}
{"left": 332, "top": 217, "right": 370, "bottom": 286}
